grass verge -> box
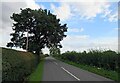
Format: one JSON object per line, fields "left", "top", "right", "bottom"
{"left": 56, "top": 58, "right": 118, "bottom": 81}
{"left": 27, "top": 59, "right": 44, "bottom": 82}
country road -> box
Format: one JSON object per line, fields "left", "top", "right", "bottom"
{"left": 42, "top": 56, "right": 114, "bottom": 81}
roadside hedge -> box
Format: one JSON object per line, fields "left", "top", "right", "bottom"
{"left": 2, "top": 48, "right": 37, "bottom": 82}
{"left": 53, "top": 50, "right": 119, "bottom": 71}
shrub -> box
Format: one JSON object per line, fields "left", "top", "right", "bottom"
{"left": 2, "top": 48, "right": 37, "bottom": 82}
{"left": 53, "top": 49, "right": 118, "bottom": 71}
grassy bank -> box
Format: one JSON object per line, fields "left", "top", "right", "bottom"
{"left": 27, "top": 59, "right": 44, "bottom": 82}
{"left": 2, "top": 47, "right": 37, "bottom": 82}
{"left": 55, "top": 57, "right": 118, "bottom": 81}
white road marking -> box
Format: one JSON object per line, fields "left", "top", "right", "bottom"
{"left": 61, "top": 67, "right": 80, "bottom": 81}
{"left": 54, "top": 62, "right": 58, "bottom": 65}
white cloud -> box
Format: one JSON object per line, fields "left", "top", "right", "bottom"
{"left": 34, "top": 0, "right": 119, "bottom": 2}
{"left": 51, "top": 1, "right": 108, "bottom": 21}
{"left": 1, "top": 0, "right": 44, "bottom": 48}
{"left": 63, "top": 35, "right": 89, "bottom": 41}
{"left": 51, "top": 3, "right": 72, "bottom": 21}
{"left": 74, "top": 1, "right": 118, "bottom": 21}
{"left": 71, "top": 2, "right": 105, "bottom": 20}
{"left": 25, "top": 0, "right": 45, "bottom": 9}
{"left": 108, "top": 12, "right": 118, "bottom": 22}
{"left": 102, "top": 5, "right": 118, "bottom": 22}
{"left": 61, "top": 35, "right": 89, "bottom": 52}
{"left": 71, "top": 0, "right": 117, "bottom": 21}
{"left": 51, "top": 1, "right": 117, "bottom": 22}
{"left": 26, "top": 0, "right": 40, "bottom": 9}
{"left": 42, "top": 47, "right": 49, "bottom": 54}
{"left": 61, "top": 35, "right": 118, "bottom": 53}
{"left": 68, "top": 28, "right": 84, "bottom": 33}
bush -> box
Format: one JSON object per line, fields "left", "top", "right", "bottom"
{"left": 2, "top": 48, "right": 37, "bottom": 82}
{"left": 53, "top": 50, "right": 118, "bottom": 71}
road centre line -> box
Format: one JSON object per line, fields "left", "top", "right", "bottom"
{"left": 61, "top": 67, "right": 80, "bottom": 81}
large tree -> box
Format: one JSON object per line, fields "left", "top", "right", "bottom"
{"left": 7, "top": 8, "right": 67, "bottom": 62}
{"left": 49, "top": 46, "right": 61, "bottom": 56}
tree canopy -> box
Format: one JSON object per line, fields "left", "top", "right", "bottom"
{"left": 49, "top": 46, "right": 61, "bottom": 56}
{"left": 7, "top": 8, "right": 67, "bottom": 59}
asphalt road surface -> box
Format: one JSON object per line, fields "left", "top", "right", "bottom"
{"left": 42, "top": 56, "right": 113, "bottom": 81}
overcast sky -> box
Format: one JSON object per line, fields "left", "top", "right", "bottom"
{"left": 0, "top": 0, "right": 119, "bottom": 54}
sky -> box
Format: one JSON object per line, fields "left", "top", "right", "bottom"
{"left": 0, "top": 0, "right": 119, "bottom": 54}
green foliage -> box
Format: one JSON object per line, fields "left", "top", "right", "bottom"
{"left": 54, "top": 50, "right": 118, "bottom": 71}
{"left": 50, "top": 46, "right": 60, "bottom": 56}
{"left": 2, "top": 48, "right": 37, "bottom": 82}
{"left": 7, "top": 8, "right": 67, "bottom": 58}
{"left": 54, "top": 50, "right": 119, "bottom": 81}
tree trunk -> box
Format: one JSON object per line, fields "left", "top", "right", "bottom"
{"left": 35, "top": 50, "right": 40, "bottom": 64}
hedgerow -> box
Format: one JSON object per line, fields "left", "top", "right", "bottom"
{"left": 53, "top": 50, "right": 119, "bottom": 71}
{"left": 2, "top": 48, "right": 37, "bottom": 82}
